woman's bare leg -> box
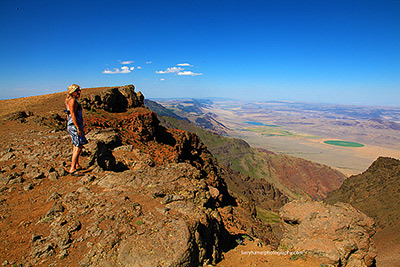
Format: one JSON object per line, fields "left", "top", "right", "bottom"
{"left": 75, "top": 145, "right": 83, "bottom": 169}
{"left": 70, "top": 145, "right": 82, "bottom": 173}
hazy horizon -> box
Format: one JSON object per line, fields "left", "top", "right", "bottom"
{"left": 1, "top": 0, "right": 399, "bottom": 106}
{"left": 2, "top": 87, "right": 400, "bottom": 109}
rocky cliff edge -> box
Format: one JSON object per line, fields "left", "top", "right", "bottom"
{"left": 0, "top": 85, "right": 278, "bottom": 266}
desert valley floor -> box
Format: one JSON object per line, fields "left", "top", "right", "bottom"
{"left": 157, "top": 98, "right": 400, "bottom": 176}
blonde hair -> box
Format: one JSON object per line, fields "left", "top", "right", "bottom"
{"left": 65, "top": 84, "right": 81, "bottom": 106}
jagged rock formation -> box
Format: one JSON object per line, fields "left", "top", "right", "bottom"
{"left": 3, "top": 110, "right": 33, "bottom": 122}
{"left": 81, "top": 85, "right": 144, "bottom": 112}
{"left": 280, "top": 199, "right": 376, "bottom": 267}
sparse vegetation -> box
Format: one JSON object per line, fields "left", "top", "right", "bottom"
{"left": 290, "top": 253, "right": 306, "bottom": 261}
{"left": 89, "top": 107, "right": 105, "bottom": 117}
{"left": 256, "top": 207, "right": 280, "bottom": 224}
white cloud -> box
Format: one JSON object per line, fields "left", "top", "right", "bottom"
{"left": 156, "top": 67, "right": 183, "bottom": 74}
{"left": 177, "top": 63, "right": 193, "bottom": 67}
{"left": 146, "top": 61, "right": 152, "bottom": 64}
{"left": 102, "top": 66, "right": 131, "bottom": 74}
{"left": 160, "top": 78, "right": 165, "bottom": 81}
{"left": 120, "top": 60, "right": 134, "bottom": 65}
{"left": 121, "top": 66, "right": 130, "bottom": 72}
{"left": 137, "top": 66, "right": 143, "bottom": 69}
{"left": 130, "top": 67, "right": 135, "bottom": 70}
{"left": 177, "top": 71, "right": 203, "bottom": 76}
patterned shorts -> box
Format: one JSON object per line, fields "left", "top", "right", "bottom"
{"left": 67, "top": 124, "right": 88, "bottom": 147}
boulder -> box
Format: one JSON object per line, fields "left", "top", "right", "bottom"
{"left": 85, "top": 128, "right": 123, "bottom": 171}
{"left": 280, "top": 199, "right": 376, "bottom": 267}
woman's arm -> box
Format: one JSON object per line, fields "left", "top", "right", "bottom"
{"left": 68, "top": 99, "right": 82, "bottom": 136}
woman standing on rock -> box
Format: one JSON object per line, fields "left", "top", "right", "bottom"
{"left": 65, "top": 84, "right": 88, "bottom": 175}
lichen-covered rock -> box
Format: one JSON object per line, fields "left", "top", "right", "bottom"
{"left": 280, "top": 199, "right": 377, "bottom": 267}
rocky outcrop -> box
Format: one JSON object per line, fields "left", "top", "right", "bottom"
{"left": 280, "top": 199, "right": 376, "bottom": 267}
{"left": 81, "top": 85, "right": 144, "bottom": 112}
{"left": 2, "top": 109, "right": 67, "bottom": 131}
{"left": 85, "top": 106, "right": 236, "bottom": 207}
{"left": 122, "top": 108, "right": 160, "bottom": 142}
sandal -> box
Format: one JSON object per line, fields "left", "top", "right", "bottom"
{"left": 69, "top": 170, "right": 83, "bottom": 176}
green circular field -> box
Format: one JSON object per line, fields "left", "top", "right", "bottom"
{"left": 323, "top": 140, "right": 365, "bottom": 147}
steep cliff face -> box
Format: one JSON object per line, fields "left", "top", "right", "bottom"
{"left": 254, "top": 149, "right": 346, "bottom": 200}
{"left": 0, "top": 86, "right": 279, "bottom": 266}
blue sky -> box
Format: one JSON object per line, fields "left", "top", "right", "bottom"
{"left": 1, "top": 0, "right": 399, "bottom": 106}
